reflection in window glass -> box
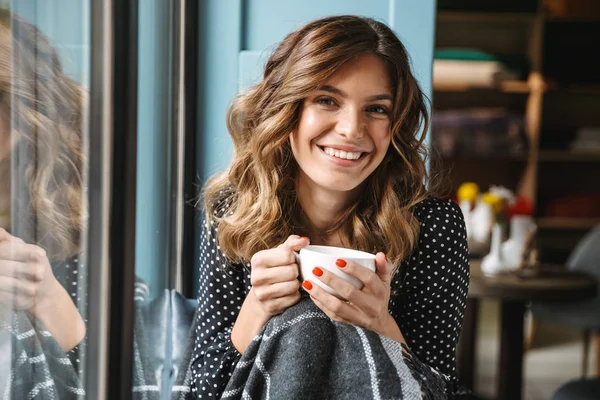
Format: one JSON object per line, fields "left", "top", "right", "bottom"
{"left": 131, "top": 1, "right": 177, "bottom": 398}
{"left": 0, "top": 3, "right": 89, "bottom": 396}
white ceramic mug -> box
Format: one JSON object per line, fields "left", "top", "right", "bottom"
{"left": 295, "top": 245, "right": 376, "bottom": 299}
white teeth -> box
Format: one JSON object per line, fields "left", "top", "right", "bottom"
{"left": 322, "top": 146, "right": 362, "bottom": 160}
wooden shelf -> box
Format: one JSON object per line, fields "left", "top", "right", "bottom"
{"left": 433, "top": 80, "right": 530, "bottom": 93}
{"left": 437, "top": 11, "right": 536, "bottom": 23}
{"left": 440, "top": 153, "right": 528, "bottom": 162}
{"left": 434, "top": 4, "right": 600, "bottom": 263}
{"left": 537, "top": 150, "right": 600, "bottom": 162}
{"left": 433, "top": 80, "right": 600, "bottom": 96}
{"left": 545, "top": 84, "right": 600, "bottom": 95}
{"left": 439, "top": 150, "right": 600, "bottom": 163}
{"left": 546, "top": 15, "right": 600, "bottom": 23}
{"left": 536, "top": 217, "right": 600, "bottom": 230}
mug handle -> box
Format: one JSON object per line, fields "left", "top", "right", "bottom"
{"left": 293, "top": 252, "right": 303, "bottom": 283}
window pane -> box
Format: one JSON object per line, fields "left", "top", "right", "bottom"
{"left": 135, "top": 0, "right": 172, "bottom": 300}
{"left": 132, "top": 0, "right": 177, "bottom": 398}
{"left": 1, "top": 0, "right": 90, "bottom": 396}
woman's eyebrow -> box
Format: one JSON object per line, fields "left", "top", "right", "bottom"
{"left": 366, "top": 94, "right": 393, "bottom": 102}
{"left": 319, "top": 85, "right": 393, "bottom": 102}
{"left": 319, "top": 85, "right": 346, "bottom": 97}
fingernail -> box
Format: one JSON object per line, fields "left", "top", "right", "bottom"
{"left": 384, "top": 253, "right": 388, "bottom": 262}
{"left": 300, "top": 236, "right": 310, "bottom": 241}
{"left": 336, "top": 259, "right": 347, "bottom": 268}
{"left": 312, "top": 267, "right": 323, "bottom": 277}
{"left": 302, "top": 281, "right": 313, "bottom": 290}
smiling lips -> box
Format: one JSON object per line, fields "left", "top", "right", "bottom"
{"left": 319, "top": 145, "right": 366, "bottom": 161}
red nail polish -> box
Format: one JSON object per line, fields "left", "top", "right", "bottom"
{"left": 300, "top": 236, "right": 310, "bottom": 241}
{"left": 336, "top": 259, "right": 347, "bottom": 268}
{"left": 384, "top": 253, "right": 388, "bottom": 262}
{"left": 302, "top": 281, "right": 313, "bottom": 290}
{"left": 312, "top": 267, "right": 323, "bottom": 277}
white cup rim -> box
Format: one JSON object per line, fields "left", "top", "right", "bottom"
{"left": 300, "top": 245, "right": 376, "bottom": 260}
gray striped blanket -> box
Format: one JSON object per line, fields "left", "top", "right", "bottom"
{"left": 0, "top": 309, "right": 85, "bottom": 399}
{"left": 0, "top": 279, "right": 174, "bottom": 399}
{"left": 222, "top": 297, "right": 450, "bottom": 400}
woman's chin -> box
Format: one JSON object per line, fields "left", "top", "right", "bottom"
{"left": 312, "top": 178, "right": 364, "bottom": 194}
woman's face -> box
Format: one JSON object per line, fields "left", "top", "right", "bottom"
{"left": 290, "top": 54, "right": 393, "bottom": 196}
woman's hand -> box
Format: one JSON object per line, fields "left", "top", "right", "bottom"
{"left": 0, "top": 228, "right": 59, "bottom": 311}
{"left": 232, "top": 235, "right": 309, "bottom": 353}
{"left": 0, "top": 228, "right": 85, "bottom": 351}
{"left": 303, "top": 252, "right": 406, "bottom": 343}
{"left": 250, "top": 235, "right": 309, "bottom": 316}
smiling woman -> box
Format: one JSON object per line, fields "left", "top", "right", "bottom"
{"left": 190, "top": 15, "right": 470, "bottom": 400}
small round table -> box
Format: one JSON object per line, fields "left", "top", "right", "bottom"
{"left": 457, "top": 260, "right": 597, "bottom": 400}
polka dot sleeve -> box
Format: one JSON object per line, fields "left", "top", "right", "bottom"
{"left": 189, "top": 214, "right": 251, "bottom": 399}
{"left": 389, "top": 198, "right": 470, "bottom": 395}
{"left": 52, "top": 255, "right": 87, "bottom": 374}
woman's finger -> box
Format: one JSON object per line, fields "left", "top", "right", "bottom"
{"left": 2, "top": 261, "right": 45, "bottom": 282}
{"left": 251, "top": 247, "right": 296, "bottom": 270}
{"left": 309, "top": 292, "right": 353, "bottom": 325}
{"left": 333, "top": 258, "right": 385, "bottom": 294}
{"left": 0, "top": 228, "right": 11, "bottom": 242}
{"left": 0, "top": 291, "right": 36, "bottom": 310}
{"left": 0, "top": 259, "right": 31, "bottom": 280}
{"left": 0, "top": 229, "right": 25, "bottom": 245}
{"left": 251, "top": 263, "right": 298, "bottom": 286}
{"left": 277, "top": 235, "right": 310, "bottom": 252}
{"left": 253, "top": 279, "right": 300, "bottom": 302}
{"left": 0, "top": 243, "right": 45, "bottom": 265}
{"left": 0, "top": 276, "right": 37, "bottom": 297}
{"left": 374, "top": 252, "right": 393, "bottom": 285}
{"left": 309, "top": 266, "right": 374, "bottom": 311}
{"left": 262, "top": 290, "right": 301, "bottom": 315}
{"left": 303, "top": 281, "right": 360, "bottom": 324}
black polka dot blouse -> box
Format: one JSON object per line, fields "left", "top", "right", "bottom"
{"left": 52, "top": 255, "right": 87, "bottom": 374}
{"left": 190, "top": 196, "right": 470, "bottom": 398}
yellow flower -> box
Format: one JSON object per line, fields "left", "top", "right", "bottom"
{"left": 482, "top": 192, "right": 504, "bottom": 214}
{"left": 457, "top": 182, "right": 479, "bottom": 202}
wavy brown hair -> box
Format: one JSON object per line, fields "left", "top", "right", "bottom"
{"left": 0, "top": 9, "right": 86, "bottom": 260}
{"left": 204, "top": 15, "right": 431, "bottom": 271}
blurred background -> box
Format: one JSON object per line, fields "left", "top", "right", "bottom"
{"left": 432, "top": 0, "right": 600, "bottom": 265}
{"left": 430, "top": 1, "right": 600, "bottom": 399}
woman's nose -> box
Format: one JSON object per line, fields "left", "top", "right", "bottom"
{"left": 335, "top": 107, "right": 364, "bottom": 139}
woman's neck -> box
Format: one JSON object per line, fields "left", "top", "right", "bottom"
{"left": 295, "top": 172, "right": 357, "bottom": 246}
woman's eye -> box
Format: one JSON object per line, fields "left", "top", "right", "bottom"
{"left": 316, "top": 97, "right": 337, "bottom": 107}
{"left": 367, "top": 105, "right": 389, "bottom": 115}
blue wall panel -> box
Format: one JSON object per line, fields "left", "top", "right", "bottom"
{"left": 11, "top": 0, "right": 90, "bottom": 85}
{"left": 244, "top": 0, "right": 389, "bottom": 50}
{"left": 197, "top": 0, "right": 243, "bottom": 179}
{"left": 389, "top": 0, "right": 437, "bottom": 150}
